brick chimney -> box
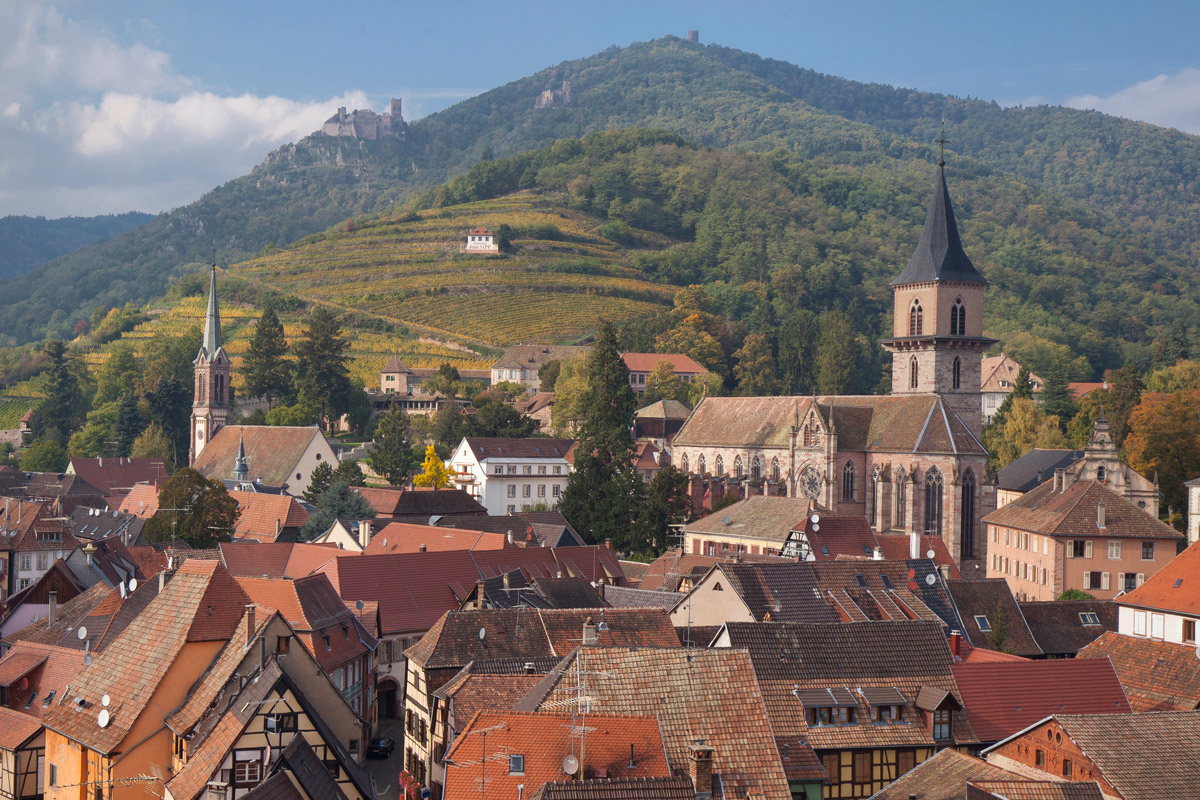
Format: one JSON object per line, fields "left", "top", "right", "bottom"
{"left": 359, "top": 520, "right": 371, "bottom": 548}
{"left": 245, "top": 605, "right": 256, "bottom": 645}
{"left": 948, "top": 630, "right": 963, "bottom": 658}
{"left": 688, "top": 744, "right": 713, "bottom": 800}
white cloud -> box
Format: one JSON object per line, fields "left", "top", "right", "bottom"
{"left": 0, "top": 6, "right": 372, "bottom": 217}
{"left": 1067, "top": 67, "right": 1200, "bottom": 135}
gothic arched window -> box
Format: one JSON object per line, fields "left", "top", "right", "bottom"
{"left": 909, "top": 299, "right": 924, "bottom": 336}
{"left": 1096, "top": 465, "right": 1106, "bottom": 482}
{"left": 715, "top": 455, "right": 725, "bottom": 477}
{"left": 681, "top": 453, "right": 689, "bottom": 473}
{"left": 924, "top": 466, "right": 944, "bottom": 537}
{"left": 842, "top": 461, "right": 856, "bottom": 501}
{"left": 751, "top": 456, "right": 762, "bottom": 482}
{"left": 771, "top": 458, "right": 781, "bottom": 482}
{"left": 952, "top": 357, "right": 962, "bottom": 390}
{"left": 896, "top": 467, "right": 908, "bottom": 527}
{"left": 951, "top": 298, "right": 965, "bottom": 336}
{"left": 734, "top": 456, "right": 744, "bottom": 480}
{"left": 803, "top": 421, "right": 818, "bottom": 447}
{"left": 960, "top": 468, "right": 977, "bottom": 559}
{"left": 698, "top": 455, "right": 706, "bottom": 475}
{"left": 910, "top": 356, "right": 920, "bottom": 390}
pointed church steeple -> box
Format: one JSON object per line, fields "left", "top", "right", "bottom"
{"left": 232, "top": 433, "right": 248, "bottom": 483}
{"left": 891, "top": 164, "right": 988, "bottom": 287}
{"left": 202, "top": 263, "right": 223, "bottom": 357}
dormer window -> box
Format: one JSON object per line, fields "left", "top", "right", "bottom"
{"left": 932, "top": 708, "right": 952, "bottom": 741}
{"left": 797, "top": 688, "right": 857, "bottom": 726}
{"left": 860, "top": 687, "right": 905, "bottom": 724}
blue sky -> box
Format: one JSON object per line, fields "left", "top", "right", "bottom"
{"left": 5, "top": 0, "right": 1200, "bottom": 217}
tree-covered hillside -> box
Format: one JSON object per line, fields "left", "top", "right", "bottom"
{"left": 6, "top": 35, "right": 1200, "bottom": 357}
{"left": 0, "top": 212, "right": 152, "bottom": 280}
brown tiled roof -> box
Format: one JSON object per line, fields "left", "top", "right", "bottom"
{"left": 438, "top": 672, "right": 549, "bottom": 728}
{"left": 946, "top": 579, "right": 1042, "bottom": 656}
{"left": 444, "top": 712, "right": 671, "bottom": 800}
{"left": 1017, "top": 600, "right": 1117, "bottom": 656}
{"left": 602, "top": 585, "right": 682, "bottom": 610}
{"left": 532, "top": 577, "right": 605, "bottom": 609}
{"left": 634, "top": 399, "right": 691, "bottom": 421}
{"left": 407, "top": 608, "right": 678, "bottom": 669}
{"left": 231, "top": 491, "right": 310, "bottom": 543}
{"left": 967, "top": 781, "right": 1104, "bottom": 800}
{"left": 239, "top": 772, "right": 306, "bottom": 800}
{"left": 2, "top": 582, "right": 111, "bottom": 649}
{"left": 721, "top": 620, "right": 978, "bottom": 750}
{"left": 698, "top": 563, "right": 840, "bottom": 624}
{"left": 0, "top": 705, "right": 43, "bottom": 749}
{"left": 67, "top": 458, "right": 169, "bottom": 497}
{"left": 683, "top": 496, "right": 813, "bottom": 542}
{"left": 268, "top": 735, "right": 351, "bottom": 800}
{"left": 983, "top": 479, "right": 1181, "bottom": 540}
{"left": 980, "top": 354, "right": 1044, "bottom": 394}
{"left": 621, "top": 353, "right": 707, "bottom": 374}
{"left": 236, "top": 575, "right": 374, "bottom": 673}
{"left": 637, "top": 549, "right": 789, "bottom": 593}
{"left": 952, "top": 660, "right": 1130, "bottom": 743}
{"left": 0, "top": 641, "right": 88, "bottom": 719}
{"left": 1117, "top": 538, "right": 1200, "bottom": 616}
{"left": 359, "top": 487, "right": 486, "bottom": 517}
{"left": 674, "top": 395, "right": 985, "bottom": 456}
{"left": 532, "top": 777, "right": 697, "bottom": 800}
{"left": 1076, "top": 631, "right": 1200, "bottom": 711}
{"left": 219, "top": 541, "right": 343, "bottom": 579}
{"left": 40, "top": 559, "right": 248, "bottom": 753}
{"left": 192, "top": 426, "right": 327, "bottom": 487}
{"left": 464, "top": 437, "right": 575, "bottom": 460}
{"left": 518, "top": 646, "right": 791, "bottom": 800}
{"left": 870, "top": 748, "right": 1024, "bottom": 800}
{"left": 117, "top": 482, "right": 161, "bottom": 518}
{"left": 516, "top": 392, "right": 555, "bottom": 415}
{"left": 809, "top": 560, "right": 963, "bottom": 632}
{"left": 365, "top": 522, "right": 507, "bottom": 555}
{"left": 381, "top": 355, "right": 410, "bottom": 374}
{"left": 1050, "top": 711, "right": 1200, "bottom": 800}
{"left": 165, "top": 611, "right": 271, "bottom": 736}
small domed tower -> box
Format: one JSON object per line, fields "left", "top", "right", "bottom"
{"left": 882, "top": 158, "right": 995, "bottom": 439}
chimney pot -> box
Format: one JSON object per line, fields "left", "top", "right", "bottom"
{"left": 909, "top": 530, "right": 920, "bottom": 560}
{"left": 688, "top": 744, "right": 713, "bottom": 799}
{"left": 418, "top": 543, "right": 427, "bottom": 553}
{"left": 245, "top": 605, "right": 256, "bottom": 645}
{"left": 948, "top": 630, "right": 963, "bottom": 657}
{"left": 48, "top": 590, "right": 57, "bottom": 626}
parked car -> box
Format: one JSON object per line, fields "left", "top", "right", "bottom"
{"left": 367, "top": 737, "right": 395, "bottom": 759}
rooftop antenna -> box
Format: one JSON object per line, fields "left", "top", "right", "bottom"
{"left": 936, "top": 117, "right": 951, "bottom": 168}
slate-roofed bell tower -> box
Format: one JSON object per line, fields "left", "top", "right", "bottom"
{"left": 190, "top": 263, "right": 230, "bottom": 465}
{"left": 881, "top": 154, "right": 995, "bottom": 440}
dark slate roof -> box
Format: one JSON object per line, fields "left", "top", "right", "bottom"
{"left": 1017, "top": 600, "right": 1118, "bottom": 656}
{"left": 602, "top": 585, "right": 684, "bottom": 610}
{"left": 997, "top": 450, "right": 1085, "bottom": 493}
{"left": 892, "top": 166, "right": 987, "bottom": 287}
{"left": 532, "top": 577, "right": 606, "bottom": 609}
{"left": 712, "top": 563, "right": 840, "bottom": 624}
{"left": 946, "top": 579, "right": 1043, "bottom": 656}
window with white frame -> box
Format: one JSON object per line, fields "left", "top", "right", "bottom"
{"left": 1134, "top": 610, "right": 1146, "bottom": 635}
{"left": 1107, "top": 540, "right": 1121, "bottom": 559}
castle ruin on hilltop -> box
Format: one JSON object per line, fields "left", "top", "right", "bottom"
{"left": 321, "top": 98, "right": 405, "bottom": 139}
{"left": 534, "top": 81, "right": 572, "bottom": 109}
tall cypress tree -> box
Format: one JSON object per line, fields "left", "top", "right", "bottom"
{"left": 243, "top": 307, "right": 291, "bottom": 404}
{"left": 559, "top": 322, "right": 643, "bottom": 548}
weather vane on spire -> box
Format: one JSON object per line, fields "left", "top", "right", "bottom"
{"left": 935, "top": 117, "right": 951, "bottom": 168}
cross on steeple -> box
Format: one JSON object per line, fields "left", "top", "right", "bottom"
{"left": 935, "top": 117, "right": 951, "bottom": 168}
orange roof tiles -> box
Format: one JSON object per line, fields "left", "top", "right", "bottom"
{"left": 219, "top": 541, "right": 344, "bottom": 579}
{"left": 1076, "top": 631, "right": 1200, "bottom": 711}
{"left": 0, "top": 705, "right": 42, "bottom": 749}
{"left": 952, "top": 660, "right": 1130, "bottom": 743}
{"left": 444, "top": 712, "right": 670, "bottom": 800}
{"left": 621, "top": 352, "right": 708, "bottom": 374}
{"left": 117, "top": 482, "right": 161, "bottom": 518}
{"left": 0, "top": 641, "right": 89, "bottom": 718}
{"left": 230, "top": 491, "right": 310, "bottom": 543}
{"left": 1117, "top": 539, "right": 1200, "bottom": 615}
{"left": 871, "top": 748, "right": 1024, "bottom": 800}
{"left": 365, "top": 522, "right": 508, "bottom": 555}
{"left": 191, "top": 425, "right": 326, "bottom": 488}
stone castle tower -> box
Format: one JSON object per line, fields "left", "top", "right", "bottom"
{"left": 190, "top": 265, "right": 230, "bottom": 465}
{"left": 882, "top": 161, "right": 994, "bottom": 439}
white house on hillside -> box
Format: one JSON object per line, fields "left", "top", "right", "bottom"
{"left": 449, "top": 437, "right": 573, "bottom": 514}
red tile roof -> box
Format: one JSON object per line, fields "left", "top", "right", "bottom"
{"left": 67, "top": 458, "right": 169, "bottom": 497}
{"left": 444, "top": 712, "right": 671, "bottom": 800}
{"left": 952, "top": 660, "right": 1131, "bottom": 742}
{"left": 620, "top": 352, "right": 708, "bottom": 374}
{"left": 1076, "top": 631, "right": 1200, "bottom": 711}
{"left": 0, "top": 641, "right": 87, "bottom": 718}
{"left": 230, "top": 491, "right": 310, "bottom": 543}
{"left": 365, "top": 522, "right": 508, "bottom": 555}
{"left": 191, "top": 425, "right": 328, "bottom": 488}
{"left": 219, "top": 541, "right": 344, "bottom": 578}
{"left": 0, "top": 705, "right": 43, "bottom": 749}
{"left": 870, "top": 748, "right": 1031, "bottom": 800}
{"left": 117, "top": 483, "right": 161, "bottom": 518}
{"left": 983, "top": 479, "right": 1182, "bottom": 540}
{"left": 1117, "top": 538, "right": 1200, "bottom": 615}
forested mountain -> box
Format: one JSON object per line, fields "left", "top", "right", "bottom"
{"left": 6, "top": 35, "right": 1200, "bottom": 371}
{"left": 0, "top": 212, "right": 152, "bottom": 280}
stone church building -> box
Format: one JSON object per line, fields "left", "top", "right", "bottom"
{"left": 670, "top": 164, "right": 996, "bottom": 566}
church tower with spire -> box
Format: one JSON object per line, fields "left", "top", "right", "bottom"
{"left": 190, "top": 263, "right": 230, "bottom": 465}
{"left": 881, "top": 156, "right": 995, "bottom": 439}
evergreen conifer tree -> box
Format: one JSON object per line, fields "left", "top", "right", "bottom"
{"left": 243, "top": 308, "right": 291, "bottom": 404}
{"left": 293, "top": 308, "right": 351, "bottom": 429}
{"left": 371, "top": 405, "right": 418, "bottom": 486}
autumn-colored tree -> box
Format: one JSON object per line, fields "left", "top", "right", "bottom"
{"left": 654, "top": 319, "right": 726, "bottom": 377}
{"left": 413, "top": 444, "right": 453, "bottom": 488}
{"left": 642, "top": 359, "right": 689, "bottom": 405}
{"left": 733, "top": 332, "right": 782, "bottom": 396}
{"left": 983, "top": 397, "right": 1069, "bottom": 469}
{"left": 1145, "top": 360, "right": 1200, "bottom": 393}
{"left": 146, "top": 468, "right": 239, "bottom": 548}
{"left": 1124, "top": 389, "right": 1200, "bottom": 521}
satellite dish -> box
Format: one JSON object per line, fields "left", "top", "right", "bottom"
{"left": 562, "top": 754, "right": 580, "bottom": 775}
{"left": 77, "top": 626, "right": 88, "bottom": 641}
{"left": 84, "top": 653, "right": 93, "bottom": 666}
{"left": 811, "top": 524, "right": 819, "bottom": 532}
{"left": 355, "top": 599, "right": 365, "bottom": 611}
{"left": 101, "top": 694, "right": 110, "bottom": 707}
{"left": 925, "top": 573, "right": 937, "bottom": 586}
{"left": 479, "top": 627, "right": 487, "bottom": 641}
{"left": 810, "top": 514, "right": 820, "bottom": 524}
{"left": 926, "top": 549, "right": 936, "bottom": 559}
{"left": 97, "top": 709, "right": 110, "bottom": 728}
{"left": 128, "top": 578, "right": 137, "bottom": 592}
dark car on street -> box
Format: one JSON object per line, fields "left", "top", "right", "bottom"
{"left": 367, "top": 737, "right": 395, "bottom": 759}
